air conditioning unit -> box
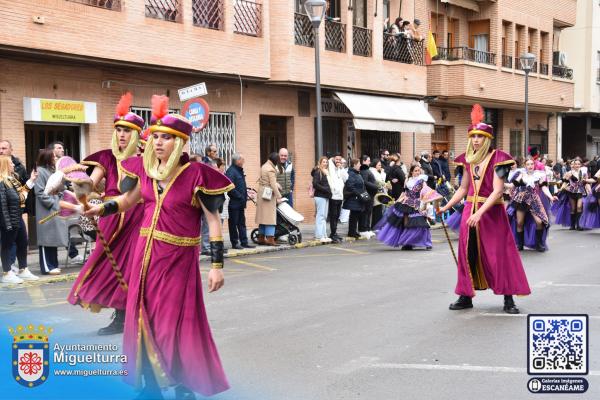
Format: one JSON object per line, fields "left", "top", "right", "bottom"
{"left": 553, "top": 51, "right": 567, "bottom": 66}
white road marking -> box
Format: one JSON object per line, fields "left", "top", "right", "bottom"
{"left": 366, "top": 362, "right": 600, "bottom": 376}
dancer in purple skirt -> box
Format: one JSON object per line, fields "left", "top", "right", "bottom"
{"left": 551, "top": 157, "right": 590, "bottom": 230}
{"left": 506, "top": 158, "right": 557, "bottom": 252}
{"left": 439, "top": 104, "right": 530, "bottom": 314}
{"left": 376, "top": 163, "right": 433, "bottom": 250}
{"left": 580, "top": 169, "right": 600, "bottom": 229}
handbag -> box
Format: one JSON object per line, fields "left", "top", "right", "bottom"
{"left": 358, "top": 191, "right": 371, "bottom": 203}
{"left": 261, "top": 186, "right": 273, "bottom": 200}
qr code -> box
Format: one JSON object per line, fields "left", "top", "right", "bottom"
{"left": 528, "top": 315, "right": 588, "bottom": 375}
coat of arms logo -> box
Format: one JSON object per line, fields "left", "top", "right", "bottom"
{"left": 9, "top": 324, "right": 53, "bottom": 388}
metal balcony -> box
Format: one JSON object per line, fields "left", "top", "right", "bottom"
{"left": 353, "top": 26, "right": 372, "bottom": 57}
{"left": 234, "top": 0, "right": 262, "bottom": 37}
{"left": 67, "top": 0, "right": 121, "bottom": 10}
{"left": 552, "top": 65, "right": 573, "bottom": 80}
{"left": 325, "top": 20, "right": 346, "bottom": 53}
{"left": 434, "top": 47, "right": 496, "bottom": 65}
{"left": 383, "top": 34, "right": 424, "bottom": 65}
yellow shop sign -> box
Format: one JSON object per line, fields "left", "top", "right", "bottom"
{"left": 40, "top": 100, "right": 85, "bottom": 122}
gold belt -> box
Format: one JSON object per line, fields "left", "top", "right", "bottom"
{"left": 466, "top": 195, "right": 503, "bottom": 205}
{"left": 140, "top": 227, "right": 200, "bottom": 246}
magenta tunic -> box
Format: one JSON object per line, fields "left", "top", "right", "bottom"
{"left": 67, "top": 149, "right": 144, "bottom": 311}
{"left": 120, "top": 156, "right": 233, "bottom": 396}
{"left": 454, "top": 150, "right": 531, "bottom": 297}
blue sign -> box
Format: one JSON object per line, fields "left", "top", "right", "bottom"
{"left": 183, "top": 98, "right": 210, "bottom": 131}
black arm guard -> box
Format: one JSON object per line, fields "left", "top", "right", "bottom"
{"left": 495, "top": 165, "right": 511, "bottom": 179}
{"left": 119, "top": 176, "right": 139, "bottom": 193}
{"left": 210, "top": 240, "right": 224, "bottom": 269}
{"left": 101, "top": 200, "right": 119, "bottom": 216}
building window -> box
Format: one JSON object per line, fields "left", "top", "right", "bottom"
{"left": 192, "top": 0, "right": 224, "bottom": 30}
{"left": 432, "top": 126, "right": 449, "bottom": 152}
{"left": 66, "top": 0, "right": 121, "bottom": 10}
{"left": 145, "top": 0, "right": 180, "bottom": 22}
{"left": 510, "top": 129, "right": 522, "bottom": 159}
{"left": 190, "top": 112, "right": 236, "bottom": 166}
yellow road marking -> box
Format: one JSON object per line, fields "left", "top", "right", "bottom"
{"left": 329, "top": 246, "right": 368, "bottom": 255}
{"left": 26, "top": 285, "right": 47, "bottom": 305}
{"left": 230, "top": 259, "right": 277, "bottom": 271}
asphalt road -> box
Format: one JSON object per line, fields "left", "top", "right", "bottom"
{"left": 1, "top": 226, "right": 599, "bottom": 400}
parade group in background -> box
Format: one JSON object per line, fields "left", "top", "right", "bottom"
{"left": 2, "top": 92, "right": 600, "bottom": 398}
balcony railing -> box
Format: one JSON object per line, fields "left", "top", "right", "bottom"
{"left": 501, "top": 55, "right": 513, "bottom": 68}
{"left": 532, "top": 61, "right": 538, "bottom": 73}
{"left": 192, "top": 0, "right": 224, "bottom": 30}
{"left": 234, "top": 0, "right": 262, "bottom": 37}
{"left": 67, "top": 0, "right": 121, "bottom": 10}
{"left": 434, "top": 47, "right": 496, "bottom": 65}
{"left": 353, "top": 26, "right": 372, "bottom": 57}
{"left": 382, "top": 34, "right": 424, "bottom": 65}
{"left": 145, "top": 0, "right": 179, "bottom": 22}
{"left": 325, "top": 19, "right": 346, "bottom": 53}
{"left": 552, "top": 65, "right": 573, "bottom": 80}
{"left": 294, "top": 12, "right": 314, "bottom": 47}
{"left": 540, "top": 63, "right": 549, "bottom": 76}
{"left": 597, "top": 68, "right": 600, "bottom": 82}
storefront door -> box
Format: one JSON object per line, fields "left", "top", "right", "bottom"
{"left": 24, "top": 124, "right": 81, "bottom": 171}
{"left": 24, "top": 124, "right": 81, "bottom": 248}
{"left": 260, "top": 116, "right": 287, "bottom": 164}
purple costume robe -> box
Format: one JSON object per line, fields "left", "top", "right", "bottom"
{"left": 120, "top": 156, "right": 233, "bottom": 396}
{"left": 454, "top": 150, "right": 531, "bottom": 297}
{"left": 68, "top": 149, "right": 144, "bottom": 311}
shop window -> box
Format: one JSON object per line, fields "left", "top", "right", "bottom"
{"left": 260, "top": 116, "right": 287, "bottom": 164}
{"left": 322, "top": 118, "right": 344, "bottom": 157}
{"left": 529, "top": 130, "right": 548, "bottom": 156}
{"left": 510, "top": 129, "right": 522, "bottom": 159}
{"left": 190, "top": 112, "right": 237, "bottom": 166}
{"left": 360, "top": 131, "right": 400, "bottom": 160}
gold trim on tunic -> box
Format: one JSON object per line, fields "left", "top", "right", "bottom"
{"left": 140, "top": 228, "right": 200, "bottom": 246}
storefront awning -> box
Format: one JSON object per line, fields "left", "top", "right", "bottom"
{"left": 334, "top": 92, "right": 435, "bottom": 134}
{"left": 440, "top": 0, "right": 480, "bottom": 13}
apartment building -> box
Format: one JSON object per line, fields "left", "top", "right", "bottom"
{"left": 0, "top": 0, "right": 435, "bottom": 225}
{"left": 426, "top": 0, "right": 575, "bottom": 166}
{"left": 561, "top": 0, "right": 600, "bottom": 159}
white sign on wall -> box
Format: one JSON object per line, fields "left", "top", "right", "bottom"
{"left": 178, "top": 83, "right": 208, "bottom": 102}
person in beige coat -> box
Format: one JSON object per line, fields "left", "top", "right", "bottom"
{"left": 255, "top": 152, "right": 283, "bottom": 246}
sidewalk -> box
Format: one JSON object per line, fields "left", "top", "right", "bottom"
{"left": 4, "top": 222, "right": 442, "bottom": 288}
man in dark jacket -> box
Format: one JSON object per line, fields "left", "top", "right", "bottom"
{"left": 419, "top": 151, "right": 435, "bottom": 188}
{"left": 439, "top": 150, "right": 452, "bottom": 182}
{"left": 0, "top": 141, "right": 27, "bottom": 184}
{"left": 225, "top": 153, "right": 255, "bottom": 250}
{"left": 359, "top": 155, "right": 378, "bottom": 235}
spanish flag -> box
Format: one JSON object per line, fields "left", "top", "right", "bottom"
{"left": 425, "top": 31, "right": 438, "bottom": 65}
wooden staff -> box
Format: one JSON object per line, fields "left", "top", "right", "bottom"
{"left": 437, "top": 206, "right": 458, "bottom": 267}
{"left": 80, "top": 194, "right": 128, "bottom": 291}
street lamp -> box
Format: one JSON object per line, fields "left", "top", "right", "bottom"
{"left": 304, "top": 0, "right": 327, "bottom": 158}
{"left": 520, "top": 52, "right": 536, "bottom": 157}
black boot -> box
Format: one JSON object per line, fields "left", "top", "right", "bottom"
{"left": 97, "top": 309, "right": 125, "bottom": 336}
{"left": 401, "top": 245, "right": 414, "bottom": 250}
{"left": 569, "top": 213, "right": 576, "bottom": 230}
{"left": 535, "top": 229, "right": 546, "bottom": 252}
{"left": 575, "top": 212, "right": 584, "bottom": 231}
{"left": 175, "top": 385, "right": 196, "bottom": 400}
{"left": 449, "top": 295, "right": 473, "bottom": 310}
{"left": 503, "top": 295, "right": 520, "bottom": 314}
{"left": 516, "top": 230, "right": 524, "bottom": 251}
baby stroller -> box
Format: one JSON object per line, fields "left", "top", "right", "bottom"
{"left": 249, "top": 190, "right": 304, "bottom": 245}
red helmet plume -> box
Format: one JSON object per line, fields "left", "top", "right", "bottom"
{"left": 470, "top": 104, "right": 484, "bottom": 126}
{"left": 115, "top": 92, "right": 133, "bottom": 117}
{"left": 151, "top": 95, "right": 169, "bottom": 120}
